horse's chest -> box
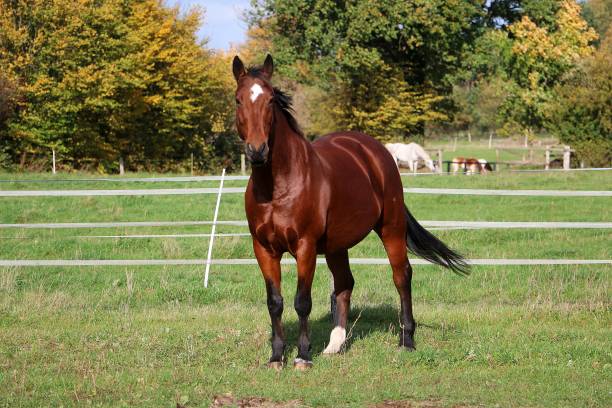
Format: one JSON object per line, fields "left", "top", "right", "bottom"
{"left": 251, "top": 211, "right": 301, "bottom": 255}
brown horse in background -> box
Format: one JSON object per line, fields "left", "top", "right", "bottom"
{"left": 233, "top": 55, "right": 468, "bottom": 370}
{"left": 451, "top": 157, "right": 493, "bottom": 175}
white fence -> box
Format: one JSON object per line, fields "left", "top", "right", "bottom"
{"left": 1, "top": 220, "right": 611, "bottom": 230}
{"left": 1, "top": 258, "right": 610, "bottom": 267}
{"left": 1, "top": 187, "right": 611, "bottom": 197}
{"left": 1, "top": 167, "right": 611, "bottom": 184}
{"left": 1, "top": 172, "right": 610, "bottom": 287}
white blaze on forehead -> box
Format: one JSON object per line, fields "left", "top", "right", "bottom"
{"left": 250, "top": 84, "right": 264, "bottom": 103}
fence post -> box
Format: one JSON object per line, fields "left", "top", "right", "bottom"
{"left": 488, "top": 133, "right": 493, "bottom": 149}
{"left": 545, "top": 146, "right": 550, "bottom": 170}
{"left": 119, "top": 157, "right": 125, "bottom": 175}
{"left": 437, "top": 150, "right": 443, "bottom": 174}
{"left": 240, "top": 154, "right": 246, "bottom": 175}
{"left": 453, "top": 136, "right": 457, "bottom": 152}
{"left": 52, "top": 149, "right": 56, "bottom": 174}
{"left": 495, "top": 149, "right": 500, "bottom": 164}
{"left": 412, "top": 160, "right": 417, "bottom": 175}
{"left": 190, "top": 153, "right": 194, "bottom": 176}
{"left": 467, "top": 130, "right": 471, "bottom": 143}
{"left": 563, "top": 146, "right": 570, "bottom": 170}
{"left": 204, "top": 168, "right": 226, "bottom": 288}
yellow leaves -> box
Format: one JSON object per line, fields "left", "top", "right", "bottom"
{"left": 211, "top": 115, "right": 227, "bottom": 133}
{"left": 510, "top": 1, "right": 598, "bottom": 67}
{"left": 144, "top": 94, "right": 162, "bottom": 106}
{"left": 527, "top": 72, "right": 540, "bottom": 90}
{"left": 348, "top": 82, "right": 448, "bottom": 141}
{"left": 511, "top": 16, "right": 552, "bottom": 59}
{"left": 156, "top": 18, "right": 173, "bottom": 39}
{"left": 0, "top": 0, "right": 237, "bottom": 164}
{"left": 554, "top": 0, "right": 598, "bottom": 61}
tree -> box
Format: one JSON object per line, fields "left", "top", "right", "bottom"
{"left": 248, "top": 0, "right": 483, "bottom": 141}
{"left": 0, "top": 73, "right": 19, "bottom": 168}
{"left": 547, "top": 28, "right": 612, "bottom": 166}
{"left": 502, "top": 0, "right": 598, "bottom": 137}
{"left": 581, "top": 0, "right": 612, "bottom": 41}
{"left": 484, "top": 0, "right": 562, "bottom": 29}
{"left": 0, "top": 0, "right": 236, "bottom": 171}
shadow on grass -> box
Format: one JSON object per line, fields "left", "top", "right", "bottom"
{"left": 282, "top": 303, "right": 402, "bottom": 357}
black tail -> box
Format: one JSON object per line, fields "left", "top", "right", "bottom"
{"left": 405, "top": 206, "right": 470, "bottom": 275}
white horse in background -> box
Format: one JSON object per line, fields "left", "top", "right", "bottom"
{"left": 385, "top": 142, "right": 437, "bottom": 172}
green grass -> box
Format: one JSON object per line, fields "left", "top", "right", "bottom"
{"left": 0, "top": 171, "right": 611, "bottom": 407}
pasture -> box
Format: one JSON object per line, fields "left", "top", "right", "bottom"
{"left": 0, "top": 170, "right": 611, "bottom": 407}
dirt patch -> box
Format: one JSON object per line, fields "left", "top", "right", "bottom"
{"left": 209, "top": 394, "right": 303, "bottom": 408}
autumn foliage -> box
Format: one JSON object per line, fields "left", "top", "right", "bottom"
{"left": 0, "top": 0, "right": 609, "bottom": 170}
{"left": 0, "top": 0, "right": 236, "bottom": 171}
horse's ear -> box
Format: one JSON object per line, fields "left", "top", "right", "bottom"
{"left": 262, "top": 54, "right": 274, "bottom": 79}
{"left": 232, "top": 56, "right": 246, "bottom": 82}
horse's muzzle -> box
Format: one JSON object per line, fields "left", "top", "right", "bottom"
{"left": 245, "top": 142, "right": 269, "bottom": 166}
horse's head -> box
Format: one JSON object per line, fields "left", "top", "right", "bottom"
{"left": 232, "top": 54, "right": 275, "bottom": 166}
{"left": 477, "top": 159, "right": 492, "bottom": 174}
{"left": 425, "top": 159, "right": 437, "bottom": 172}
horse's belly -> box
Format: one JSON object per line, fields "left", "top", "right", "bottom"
{"left": 313, "top": 133, "right": 390, "bottom": 252}
{"left": 321, "top": 187, "right": 381, "bottom": 253}
{"left": 320, "top": 223, "right": 374, "bottom": 254}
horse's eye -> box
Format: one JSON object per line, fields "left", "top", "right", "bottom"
{"left": 235, "top": 98, "right": 241, "bottom": 106}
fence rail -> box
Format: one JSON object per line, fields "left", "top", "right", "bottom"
{"left": 1, "top": 167, "right": 612, "bottom": 184}
{"left": 1, "top": 220, "right": 611, "bottom": 230}
{"left": 1, "top": 187, "right": 611, "bottom": 197}
{"left": 1, "top": 258, "right": 610, "bottom": 267}
{"left": 2, "top": 168, "right": 610, "bottom": 284}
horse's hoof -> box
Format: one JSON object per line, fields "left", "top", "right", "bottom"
{"left": 267, "top": 361, "right": 283, "bottom": 371}
{"left": 293, "top": 358, "right": 313, "bottom": 370}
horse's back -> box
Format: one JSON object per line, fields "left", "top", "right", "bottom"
{"left": 312, "top": 131, "right": 404, "bottom": 251}
{"left": 313, "top": 131, "right": 399, "bottom": 186}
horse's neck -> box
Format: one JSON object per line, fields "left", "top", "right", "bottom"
{"left": 251, "top": 107, "right": 312, "bottom": 197}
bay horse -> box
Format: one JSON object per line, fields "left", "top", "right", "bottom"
{"left": 233, "top": 55, "right": 468, "bottom": 370}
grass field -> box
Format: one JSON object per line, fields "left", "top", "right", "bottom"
{"left": 0, "top": 171, "right": 611, "bottom": 407}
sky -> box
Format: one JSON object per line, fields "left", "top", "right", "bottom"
{"left": 172, "top": 0, "right": 251, "bottom": 50}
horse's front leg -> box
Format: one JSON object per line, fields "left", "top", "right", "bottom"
{"left": 294, "top": 241, "right": 316, "bottom": 370}
{"left": 253, "top": 240, "right": 285, "bottom": 369}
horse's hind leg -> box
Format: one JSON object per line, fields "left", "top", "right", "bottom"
{"left": 323, "top": 249, "right": 354, "bottom": 354}
{"left": 377, "top": 228, "right": 416, "bottom": 350}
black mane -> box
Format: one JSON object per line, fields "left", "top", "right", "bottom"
{"left": 246, "top": 67, "right": 304, "bottom": 137}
